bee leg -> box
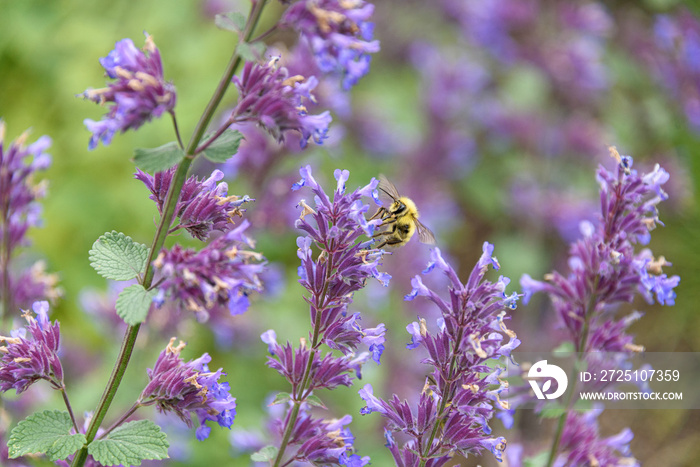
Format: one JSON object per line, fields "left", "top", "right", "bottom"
{"left": 372, "top": 230, "right": 393, "bottom": 238}
{"left": 368, "top": 207, "right": 387, "bottom": 221}
{"left": 378, "top": 217, "right": 397, "bottom": 228}
{"left": 374, "top": 239, "right": 387, "bottom": 249}
{"left": 385, "top": 237, "right": 405, "bottom": 246}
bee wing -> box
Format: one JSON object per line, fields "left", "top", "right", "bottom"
{"left": 415, "top": 219, "right": 436, "bottom": 245}
{"left": 377, "top": 174, "right": 401, "bottom": 201}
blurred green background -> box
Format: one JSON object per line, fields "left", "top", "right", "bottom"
{"left": 1, "top": 0, "right": 700, "bottom": 465}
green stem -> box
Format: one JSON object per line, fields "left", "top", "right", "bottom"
{"left": 545, "top": 278, "right": 599, "bottom": 467}
{"left": 60, "top": 386, "right": 79, "bottom": 433}
{"left": 71, "top": 4, "right": 271, "bottom": 465}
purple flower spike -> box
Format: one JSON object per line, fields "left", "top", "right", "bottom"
{"left": 152, "top": 220, "right": 265, "bottom": 322}
{"left": 0, "top": 301, "right": 64, "bottom": 394}
{"left": 139, "top": 337, "right": 237, "bottom": 440}
{"left": 81, "top": 34, "right": 176, "bottom": 150}
{"left": 283, "top": 0, "right": 380, "bottom": 90}
{"left": 231, "top": 58, "right": 331, "bottom": 147}
{"left": 361, "top": 245, "right": 517, "bottom": 465}
{"left": 135, "top": 168, "right": 254, "bottom": 241}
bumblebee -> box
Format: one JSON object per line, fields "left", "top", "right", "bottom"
{"left": 369, "top": 175, "right": 436, "bottom": 249}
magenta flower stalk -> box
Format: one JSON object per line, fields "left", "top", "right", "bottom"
{"left": 138, "top": 337, "right": 237, "bottom": 441}
{"left": 261, "top": 166, "right": 387, "bottom": 466}
{"left": 360, "top": 244, "right": 519, "bottom": 466}
{"left": 0, "top": 123, "right": 59, "bottom": 319}
{"left": 520, "top": 148, "right": 678, "bottom": 466}
{"left": 81, "top": 33, "right": 176, "bottom": 150}
{"left": 231, "top": 59, "right": 332, "bottom": 148}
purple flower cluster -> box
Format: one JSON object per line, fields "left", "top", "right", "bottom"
{"left": 521, "top": 149, "right": 679, "bottom": 353}
{"left": 152, "top": 220, "right": 265, "bottom": 322}
{"left": 0, "top": 123, "right": 60, "bottom": 313}
{"left": 556, "top": 408, "right": 638, "bottom": 467}
{"left": 139, "top": 337, "right": 237, "bottom": 441}
{"left": 282, "top": 0, "right": 380, "bottom": 90}
{"left": 360, "top": 244, "right": 519, "bottom": 465}
{"left": 0, "top": 301, "right": 63, "bottom": 393}
{"left": 259, "top": 167, "right": 387, "bottom": 465}
{"left": 518, "top": 150, "right": 678, "bottom": 464}
{"left": 135, "top": 167, "right": 253, "bottom": 241}
{"left": 231, "top": 59, "right": 331, "bottom": 148}
{"left": 81, "top": 34, "right": 176, "bottom": 150}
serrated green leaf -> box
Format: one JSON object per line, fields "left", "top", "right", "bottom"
{"left": 133, "top": 142, "right": 184, "bottom": 173}
{"left": 8, "top": 410, "right": 86, "bottom": 461}
{"left": 89, "top": 231, "right": 149, "bottom": 281}
{"left": 251, "top": 445, "right": 278, "bottom": 462}
{"left": 201, "top": 129, "right": 244, "bottom": 163}
{"left": 305, "top": 394, "right": 326, "bottom": 409}
{"left": 269, "top": 392, "right": 291, "bottom": 406}
{"left": 215, "top": 11, "right": 246, "bottom": 33}
{"left": 115, "top": 284, "right": 156, "bottom": 325}
{"left": 88, "top": 420, "right": 168, "bottom": 466}
{"left": 236, "top": 41, "right": 266, "bottom": 62}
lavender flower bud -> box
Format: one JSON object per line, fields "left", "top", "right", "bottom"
{"left": 232, "top": 59, "right": 331, "bottom": 147}
{"left": 0, "top": 301, "right": 63, "bottom": 393}
{"left": 152, "top": 220, "right": 265, "bottom": 322}
{"left": 81, "top": 34, "right": 176, "bottom": 150}
{"left": 139, "top": 337, "right": 236, "bottom": 441}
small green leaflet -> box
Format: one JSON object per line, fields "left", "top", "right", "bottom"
{"left": 305, "top": 394, "right": 327, "bottom": 409}
{"left": 538, "top": 403, "right": 566, "bottom": 419}
{"left": 236, "top": 41, "right": 266, "bottom": 63}
{"left": 215, "top": 11, "right": 247, "bottom": 33}
{"left": 269, "top": 392, "right": 291, "bottom": 406}
{"left": 201, "top": 129, "right": 244, "bottom": 163}
{"left": 7, "top": 410, "right": 86, "bottom": 461}
{"left": 89, "top": 231, "right": 149, "bottom": 281}
{"left": 133, "top": 141, "right": 184, "bottom": 173}
{"left": 88, "top": 420, "right": 168, "bottom": 466}
{"left": 116, "top": 284, "right": 157, "bottom": 325}
{"left": 251, "top": 445, "right": 278, "bottom": 462}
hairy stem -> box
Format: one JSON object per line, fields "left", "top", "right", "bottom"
{"left": 98, "top": 402, "right": 142, "bottom": 439}
{"left": 71, "top": 2, "right": 270, "bottom": 464}
{"left": 60, "top": 386, "right": 80, "bottom": 433}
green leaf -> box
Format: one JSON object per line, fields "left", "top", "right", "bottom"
{"left": 523, "top": 451, "right": 549, "bottom": 467}
{"left": 7, "top": 410, "right": 86, "bottom": 461}
{"left": 88, "top": 420, "right": 168, "bottom": 466}
{"left": 133, "top": 142, "right": 184, "bottom": 173}
{"left": 251, "top": 445, "right": 278, "bottom": 462}
{"left": 552, "top": 341, "right": 574, "bottom": 355}
{"left": 538, "top": 403, "right": 566, "bottom": 419}
{"left": 201, "top": 129, "right": 244, "bottom": 163}
{"left": 269, "top": 392, "right": 291, "bottom": 406}
{"left": 115, "top": 284, "right": 156, "bottom": 325}
{"left": 305, "top": 394, "right": 326, "bottom": 409}
{"left": 236, "top": 41, "right": 266, "bottom": 62}
{"left": 89, "top": 231, "right": 149, "bottom": 281}
{"left": 215, "top": 11, "right": 246, "bottom": 33}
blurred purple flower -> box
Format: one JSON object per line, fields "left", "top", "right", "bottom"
{"left": 361, "top": 245, "right": 518, "bottom": 465}
{"left": 282, "top": 0, "right": 380, "bottom": 90}
{"left": 81, "top": 34, "right": 176, "bottom": 150}
{"left": 139, "top": 337, "right": 236, "bottom": 440}
{"left": 0, "top": 301, "right": 63, "bottom": 394}
{"left": 555, "top": 407, "right": 639, "bottom": 467}
{"left": 232, "top": 59, "right": 331, "bottom": 147}
{"left": 152, "top": 220, "right": 265, "bottom": 322}
{"left": 135, "top": 167, "right": 253, "bottom": 241}
{"left": 520, "top": 149, "right": 679, "bottom": 352}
